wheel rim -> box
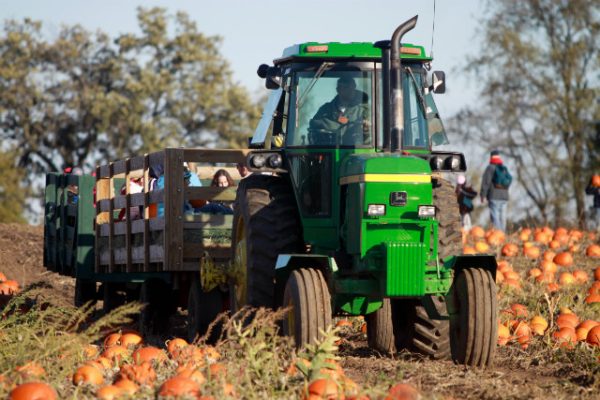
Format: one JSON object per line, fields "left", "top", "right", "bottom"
{"left": 231, "top": 217, "right": 247, "bottom": 309}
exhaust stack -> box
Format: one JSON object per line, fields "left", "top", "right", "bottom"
{"left": 376, "top": 16, "right": 418, "bottom": 153}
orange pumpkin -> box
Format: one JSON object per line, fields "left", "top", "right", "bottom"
{"left": 158, "top": 377, "right": 201, "bottom": 398}
{"left": 572, "top": 270, "right": 589, "bottom": 283}
{"left": 132, "top": 346, "right": 167, "bottom": 365}
{"left": 9, "top": 382, "right": 57, "bottom": 400}
{"left": 113, "top": 379, "right": 138, "bottom": 395}
{"left": 542, "top": 250, "right": 556, "bottom": 262}
{"left": 305, "top": 379, "right": 339, "bottom": 400}
{"left": 15, "top": 362, "right": 46, "bottom": 378}
{"left": 120, "top": 332, "right": 143, "bottom": 347}
{"left": 592, "top": 174, "right": 600, "bottom": 187}
{"left": 167, "top": 338, "right": 189, "bottom": 358}
{"left": 553, "top": 252, "right": 573, "bottom": 267}
{"left": 501, "top": 243, "right": 519, "bottom": 257}
{"left": 586, "top": 325, "right": 600, "bottom": 346}
{"left": 586, "top": 244, "right": 600, "bottom": 258}
{"left": 470, "top": 226, "right": 485, "bottom": 238}
{"left": 528, "top": 268, "right": 542, "bottom": 279}
{"left": 552, "top": 327, "right": 577, "bottom": 347}
{"left": 96, "top": 385, "right": 124, "bottom": 400}
{"left": 386, "top": 383, "right": 421, "bottom": 400}
{"left": 497, "top": 323, "right": 510, "bottom": 346}
{"left": 117, "top": 362, "right": 156, "bottom": 386}
{"left": 594, "top": 266, "right": 600, "bottom": 281}
{"left": 0, "top": 280, "right": 20, "bottom": 295}
{"left": 585, "top": 293, "right": 600, "bottom": 304}
{"left": 556, "top": 313, "right": 579, "bottom": 329}
{"left": 101, "top": 345, "right": 129, "bottom": 362}
{"left": 103, "top": 333, "right": 121, "bottom": 348}
{"left": 558, "top": 272, "right": 576, "bottom": 285}
{"left": 523, "top": 246, "right": 541, "bottom": 259}
{"left": 73, "top": 365, "right": 104, "bottom": 386}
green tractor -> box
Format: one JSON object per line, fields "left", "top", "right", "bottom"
{"left": 230, "top": 16, "right": 497, "bottom": 367}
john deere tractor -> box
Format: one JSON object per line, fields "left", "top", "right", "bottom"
{"left": 230, "top": 16, "right": 497, "bottom": 367}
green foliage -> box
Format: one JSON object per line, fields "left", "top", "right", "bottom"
{"left": 0, "top": 290, "right": 141, "bottom": 398}
{"left": 0, "top": 7, "right": 261, "bottom": 191}
{"left": 0, "top": 149, "right": 26, "bottom": 223}
{"left": 296, "top": 326, "right": 341, "bottom": 381}
{"left": 452, "top": 0, "right": 599, "bottom": 226}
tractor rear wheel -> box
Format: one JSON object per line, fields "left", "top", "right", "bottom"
{"left": 187, "top": 278, "right": 223, "bottom": 343}
{"left": 283, "top": 268, "right": 332, "bottom": 348}
{"left": 230, "top": 175, "right": 302, "bottom": 311}
{"left": 449, "top": 267, "right": 497, "bottom": 367}
{"left": 102, "top": 282, "right": 125, "bottom": 314}
{"left": 392, "top": 295, "right": 450, "bottom": 359}
{"left": 366, "top": 298, "right": 395, "bottom": 353}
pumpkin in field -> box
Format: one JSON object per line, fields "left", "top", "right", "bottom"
{"left": 386, "top": 383, "right": 421, "bottom": 400}
{"left": 9, "top": 382, "right": 57, "bottom": 400}
{"left": 594, "top": 267, "right": 600, "bottom": 281}
{"left": 523, "top": 245, "right": 541, "bottom": 259}
{"left": 552, "top": 327, "right": 577, "bottom": 347}
{"left": 586, "top": 325, "right": 600, "bottom": 346}
{"left": 158, "top": 377, "right": 201, "bottom": 398}
{"left": 96, "top": 385, "right": 124, "bottom": 400}
{"left": 585, "top": 244, "right": 600, "bottom": 258}
{"left": 0, "top": 280, "right": 20, "bottom": 295}
{"left": 113, "top": 378, "right": 139, "bottom": 395}
{"left": 132, "top": 346, "right": 167, "bottom": 365}
{"left": 501, "top": 243, "right": 519, "bottom": 257}
{"left": 553, "top": 252, "right": 573, "bottom": 267}
{"left": 72, "top": 365, "right": 104, "bottom": 386}
{"left": 117, "top": 362, "right": 157, "bottom": 386}
{"left": 470, "top": 226, "right": 485, "bottom": 239}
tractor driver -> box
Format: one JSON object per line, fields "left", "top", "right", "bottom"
{"left": 308, "top": 76, "right": 371, "bottom": 146}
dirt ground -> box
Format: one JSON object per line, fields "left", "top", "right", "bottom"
{"left": 1, "top": 223, "right": 598, "bottom": 399}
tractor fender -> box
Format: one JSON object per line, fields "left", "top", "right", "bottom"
{"left": 274, "top": 254, "right": 338, "bottom": 287}
{"left": 446, "top": 254, "right": 497, "bottom": 281}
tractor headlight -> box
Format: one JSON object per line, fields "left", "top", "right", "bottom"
{"left": 430, "top": 156, "right": 444, "bottom": 171}
{"left": 447, "top": 155, "right": 461, "bottom": 171}
{"left": 367, "top": 204, "right": 386, "bottom": 216}
{"left": 268, "top": 153, "right": 282, "bottom": 168}
{"left": 250, "top": 154, "right": 266, "bottom": 168}
{"left": 418, "top": 205, "right": 436, "bottom": 218}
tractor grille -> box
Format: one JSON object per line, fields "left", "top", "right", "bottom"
{"left": 385, "top": 241, "right": 426, "bottom": 297}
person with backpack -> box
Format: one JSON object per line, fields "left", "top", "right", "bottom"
{"left": 480, "top": 150, "right": 512, "bottom": 231}
{"left": 456, "top": 174, "right": 477, "bottom": 231}
{"left": 585, "top": 174, "right": 600, "bottom": 230}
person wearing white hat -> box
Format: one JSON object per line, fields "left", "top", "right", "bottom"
{"left": 456, "top": 174, "right": 477, "bottom": 231}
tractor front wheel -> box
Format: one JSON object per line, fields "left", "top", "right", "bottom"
{"left": 449, "top": 267, "right": 497, "bottom": 367}
{"left": 283, "top": 268, "right": 332, "bottom": 348}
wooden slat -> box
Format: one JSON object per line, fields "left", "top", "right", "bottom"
{"left": 183, "top": 214, "right": 234, "bottom": 229}
{"left": 129, "top": 155, "right": 145, "bottom": 171}
{"left": 148, "top": 190, "right": 163, "bottom": 204}
{"left": 184, "top": 187, "right": 237, "bottom": 202}
{"left": 182, "top": 148, "right": 250, "bottom": 164}
{"left": 99, "top": 217, "right": 164, "bottom": 236}
{"left": 98, "top": 165, "right": 111, "bottom": 178}
{"left": 113, "top": 195, "right": 127, "bottom": 210}
{"left": 130, "top": 192, "right": 145, "bottom": 207}
{"left": 97, "top": 199, "right": 111, "bottom": 212}
{"left": 182, "top": 244, "right": 231, "bottom": 259}
{"left": 164, "top": 148, "right": 184, "bottom": 271}
{"left": 112, "top": 160, "right": 127, "bottom": 175}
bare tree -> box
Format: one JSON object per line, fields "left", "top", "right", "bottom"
{"left": 451, "top": 0, "right": 599, "bottom": 227}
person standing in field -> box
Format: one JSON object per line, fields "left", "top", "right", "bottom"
{"left": 480, "top": 150, "right": 512, "bottom": 232}
{"left": 456, "top": 174, "right": 477, "bottom": 231}
{"left": 585, "top": 174, "right": 600, "bottom": 230}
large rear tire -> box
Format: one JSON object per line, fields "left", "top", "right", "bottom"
{"left": 282, "top": 268, "right": 332, "bottom": 348}
{"left": 230, "top": 175, "right": 302, "bottom": 311}
{"left": 366, "top": 299, "right": 395, "bottom": 353}
{"left": 449, "top": 267, "right": 497, "bottom": 367}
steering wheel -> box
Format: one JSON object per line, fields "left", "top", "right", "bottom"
{"left": 308, "top": 129, "right": 337, "bottom": 146}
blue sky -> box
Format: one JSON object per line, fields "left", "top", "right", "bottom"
{"left": 1, "top": 0, "right": 484, "bottom": 117}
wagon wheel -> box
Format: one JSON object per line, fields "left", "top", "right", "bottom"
{"left": 449, "top": 267, "right": 497, "bottom": 367}
{"left": 102, "top": 282, "right": 125, "bottom": 314}
{"left": 282, "top": 268, "right": 332, "bottom": 348}
{"left": 139, "top": 279, "right": 175, "bottom": 335}
{"left": 366, "top": 298, "right": 395, "bottom": 353}
{"left": 74, "top": 278, "right": 97, "bottom": 307}
{"left": 187, "top": 278, "right": 223, "bottom": 343}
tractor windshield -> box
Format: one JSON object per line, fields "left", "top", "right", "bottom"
{"left": 397, "top": 66, "right": 428, "bottom": 149}
{"left": 287, "top": 69, "right": 374, "bottom": 148}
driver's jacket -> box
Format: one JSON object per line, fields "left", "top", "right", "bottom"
{"left": 309, "top": 92, "right": 370, "bottom": 145}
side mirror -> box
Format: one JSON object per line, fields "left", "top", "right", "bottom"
{"left": 430, "top": 71, "right": 446, "bottom": 94}
{"left": 265, "top": 67, "right": 282, "bottom": 89}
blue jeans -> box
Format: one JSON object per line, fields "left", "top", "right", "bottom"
{"left": 489, "top": 199, "right": 507, "bottom": 231}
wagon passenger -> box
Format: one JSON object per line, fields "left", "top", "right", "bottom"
{"left": 197, "top": 169, "right": 235, "bottom": 215}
